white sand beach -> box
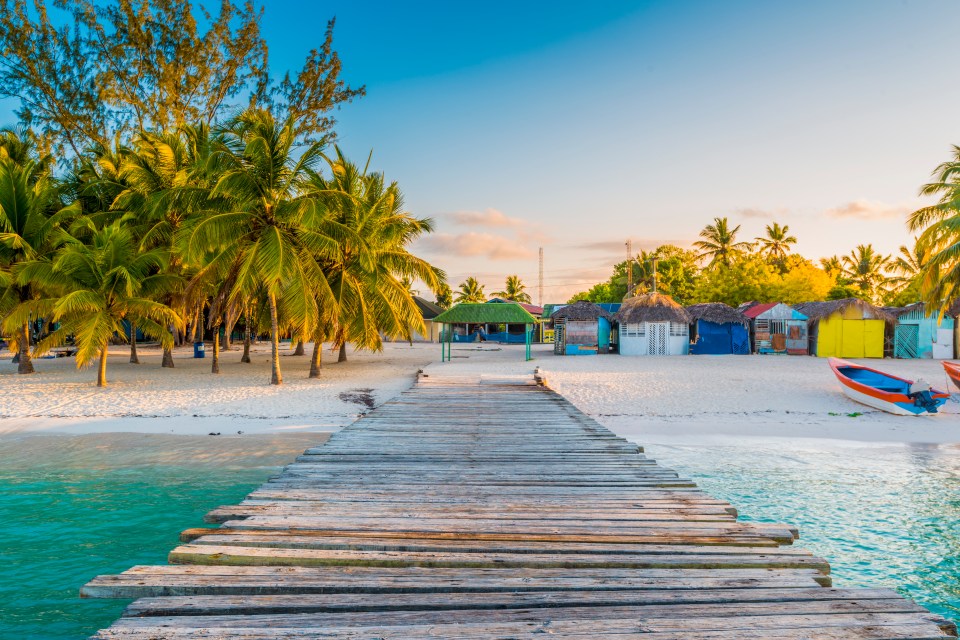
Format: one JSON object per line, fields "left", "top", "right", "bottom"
{"left": 1, "top": 341, "right": 959, "bottom": 444}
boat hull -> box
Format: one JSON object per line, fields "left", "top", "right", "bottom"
{"left": 943, "top": 361, "right": 960, "bottom": 392}
{"left": 829, "top": 358, "right": 949, "bottom": 416}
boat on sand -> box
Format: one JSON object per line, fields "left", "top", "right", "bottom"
{"left": 828, "top": 358, "right": 949, "bottom": 416}
{"left": 943, "top": 361, "right": 960, "bottom": 393}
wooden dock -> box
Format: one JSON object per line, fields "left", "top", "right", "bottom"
{"left": 84, "top": 373, "right": 957, "bottom": 639}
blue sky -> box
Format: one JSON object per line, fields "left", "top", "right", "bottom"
{"left": 5, "top": 1, "right": 960, "bottom": 301}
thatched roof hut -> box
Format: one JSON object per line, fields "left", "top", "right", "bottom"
{"left": 551, "top": 301, "right": 613, "bottom": 322}
{"left": 794, "top": 298, "right": 891, "bottom": 323}
{"left": 615, "top": 293, "right": 690, "bottom": 325}
{"left": 685, "top": 302, "right": 748, "bottom": 326}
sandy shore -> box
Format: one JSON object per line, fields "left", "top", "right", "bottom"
{"left": 0, "top": 341, "right": 434, "bottom": 435}
{"left": 1, "top": 340, "right": 958, "bottom": 444}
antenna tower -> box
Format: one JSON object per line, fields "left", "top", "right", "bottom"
{"left": 538, "top": 247, "right": 544, "bottom": 307}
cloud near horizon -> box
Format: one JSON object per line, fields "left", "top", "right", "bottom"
{"left": 450, "top": 208, "right": 525, "bottom": 228}
{"left": 824, "top": 199, "right": 913, "bottom": 220}
{"left": 418, "top": 231, "right": 536, "bottom": 260}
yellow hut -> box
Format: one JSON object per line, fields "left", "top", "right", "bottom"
{"left": 794, "top": 299, "right": 890, "bottom": 358}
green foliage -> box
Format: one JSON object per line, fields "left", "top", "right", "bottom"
{"left": 770, "top": 258, "right": 833, "bottom": 304}
{"left": 693, "top": 217, "right": 751, "bottom": 268}
{"left": 0, "top": 0, "right": 362, "bottom": 156}
{"left": 840, "top": 244, "right": 892, "bottom": 303}
{"left": 493, "top": 275, "right": 531, "bottom": 303}
{"left": 455, "top": 277, "right": 486, "bottom": 303}
{"left": 691, "top": 255, "right": 778, "bottom": 306}
{"left": 434, "top": 282, "right": 453, "bottom": 309}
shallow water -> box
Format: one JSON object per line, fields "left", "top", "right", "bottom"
{"left": 1, "top": 433, "right": 957, "bottom": 638}
{"left": 0, "top": 432, "right": 323, "bottom": 640}
{"left": 644, "top": 437, "right": 960, "bottom": 621}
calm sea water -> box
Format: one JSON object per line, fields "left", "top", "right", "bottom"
{"left": 0, "top": 462, "right": 274, "bottom": 639}
{"left": 0, "top": 437, "right": 957, "bottom": 638}
{"left": 645, "top": 437, "right": 960, "bottom": 622}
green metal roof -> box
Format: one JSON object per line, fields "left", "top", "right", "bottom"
{"left": 433, "top": 302, "right": 537, "bottom": 324}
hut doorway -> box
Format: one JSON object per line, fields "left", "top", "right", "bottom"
{"left": 894, "top": 324, "right": 920, "bottom": 359}
{"left": 648, "top": 322, "right": 668, "bottom": 355}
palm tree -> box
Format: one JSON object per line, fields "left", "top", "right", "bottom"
{"left": 840, "top": 244, "right": 892, "bottom": 302}
{"left": 694, "top": 217, "right": 751, "bottom": 268}
{"left": 493, "top": 275, "right": 532, "bottom": 303}
{"left": 456, "top": 277, "right": 486, "bottom": 303}
{"left": 4, "top": 222, "right": 181, "bottom": 386}
{"left": 755, "top": 222, "right": 797, "bottom": 266}
{"left": 908, "top": 147, "right": 960, "bottom": 310}
{"left": 0, "top": 131, "right": 75, "bottom": 374}
{"left": 435, "top": 282, "right": 452, "bottom": 309}
{"left": 820, "top": 255, "right": 842, "bottom": 277}
{"left": 310, "top": 149, "right": 442, "bottom": 366}
{"left": 891, "top": 239, "right": 929, "bottom": 292}
{"left": 177, "top": 108, "right": 336, "bottom": 385}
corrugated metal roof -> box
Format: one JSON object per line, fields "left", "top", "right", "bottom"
{"left": 742, "top": 302, "right": 778, "bottom": 319}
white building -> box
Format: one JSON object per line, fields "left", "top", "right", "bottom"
{"left": 614, "top": 293, "right": 690, "bottom": 356}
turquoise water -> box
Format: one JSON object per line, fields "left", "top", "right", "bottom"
{"left": 0, "top": 461, "right": 275, "bottom": 639}
{"left": 646, "top": 438, "right": 960, "bottom": 622}
{"left": 1, "top": 436, "right": 957, "bottom": 638}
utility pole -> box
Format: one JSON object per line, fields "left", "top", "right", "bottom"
{"left": 538, "top": 247, "right": 544, "bottom": 307}
{"left": 651, "top": 256, "right": 659, "bottom": 293}
{"left": 625, "top": 240, "right": 633, "bottom": 297}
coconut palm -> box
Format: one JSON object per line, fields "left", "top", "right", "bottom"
{"left": 840, "top": 244, "right": 892, "bottom": 302}
{"left": 456, "top": 277, "right": 486, "bottom": 303}
{"left": 694, "top": 217, "right": 751, "bottom": 268}
{"left": 0, "top": 132, "right": 75, "bottom": 374}
{"left": 435, "top": 282, "right": 452, "bottom": 309}
{"left": 908, "top": 147, "right": 960, "bottom": 310}
{"left": 820, "top": 255, "right": 842, "bottom": 277}
{"left": 755, "top": 222, "right": 797, "bottom": 266}
{"left": 891, "top": 239, "right": 929, "bottom": 291}
{"left": 176, "top": 108, "right": 337, "bottom": 385}
{"left": 493, "top": 275, "right": 532, "bottom": 303}
{"left": 310, "top": 149, "right": 442, "bottom": 366}
{"left": 4, "top": 222, "right": 181, "bottom": 386}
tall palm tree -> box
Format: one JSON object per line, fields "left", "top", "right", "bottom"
{"left": 493, "top": 275, "right": 531, "bottom": 303}
{"left": 177, "top": 108, "right": 336, "bottom": 385}
{"left": 755, "top": 222, "right": 797, "bottom": 265}
{"left": 908, "top": 147, "right": 960, "bottom": 310}
{"left": 694, "top": 217, "right": 751, "bottom": 268}
{"left": 310, "top": 149, "right": 442, "bottom": 366}
{"left": 840, "top": 244, "right": 892, "bottom": 302}
{"left": 4, "top": 222, "right": 181, "bottom": 386}
{"left": 0, "top": 131, "right": 75, "bottom": 374}
{"left": 456, "top": 277, "right": 486, "bottom": 303}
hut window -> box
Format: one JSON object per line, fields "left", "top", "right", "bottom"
{"left": 669, "top": 322, "right": 688, "bottom": 336}
{"left": 622, "top": 323, "right": 645, "bottom": 337}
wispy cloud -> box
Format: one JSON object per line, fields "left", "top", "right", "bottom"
{"left": 450, "top": 208, "right": 525, "bottom": 228}
{"left": 736, "top": 207, "right": 774, "bottom": 219}
{"left": 419, "top": 232, "right": 535, "bottom": 260}
{"left": 824, "top": 199, "right": 912, "bottom": 220}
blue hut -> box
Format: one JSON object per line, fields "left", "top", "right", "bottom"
{"left": 888, "top": 302, "right": 955, "bottom": 359}
{"left": 686, "top": 303, "right": 750, "bottom": 355}
{"left": 550, "top": 301, "right": 614, "bottom": 355}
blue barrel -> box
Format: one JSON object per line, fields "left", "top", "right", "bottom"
{"left": 193, "top": 341, "right": 205, "bottom": 358}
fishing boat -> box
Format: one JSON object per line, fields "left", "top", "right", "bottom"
{"left": 943, "top": 361, "right": 960, "bottom": 392}
{"left": 828, "top": 358, "right": 949, "bottom": 416}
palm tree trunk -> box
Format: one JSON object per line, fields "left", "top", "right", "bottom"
{"left": 129, "top": 322, "right": 139, "bottom": 364}
{"left": 240, "top": 313, "right": 250, "bottom": 364}
{"left": 268, "top": 292, "right": 282, "bottom": 385}
{"left": 309, "top": 338, "right": 322, "bottom": 378}
{"left": 294, "top": 339, "right": 305, "bottom": 356}
{"left": 337, "top": 342, "right": 347, "bottom": 363}
{"left": 17, "top": 321, "right": 34, "bottom": 374}
{"left": 161, "top": 344, "right": 175, "bottom": 368}
{"left": 97, "top": 345, "right": 108, "bottom": 387}
{"left": 211, "top": 325, "right": 220, "bottom": 374}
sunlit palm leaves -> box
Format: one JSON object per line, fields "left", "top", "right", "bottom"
{"left": 694, "top": 217, "right": 751, "bottom": 268}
